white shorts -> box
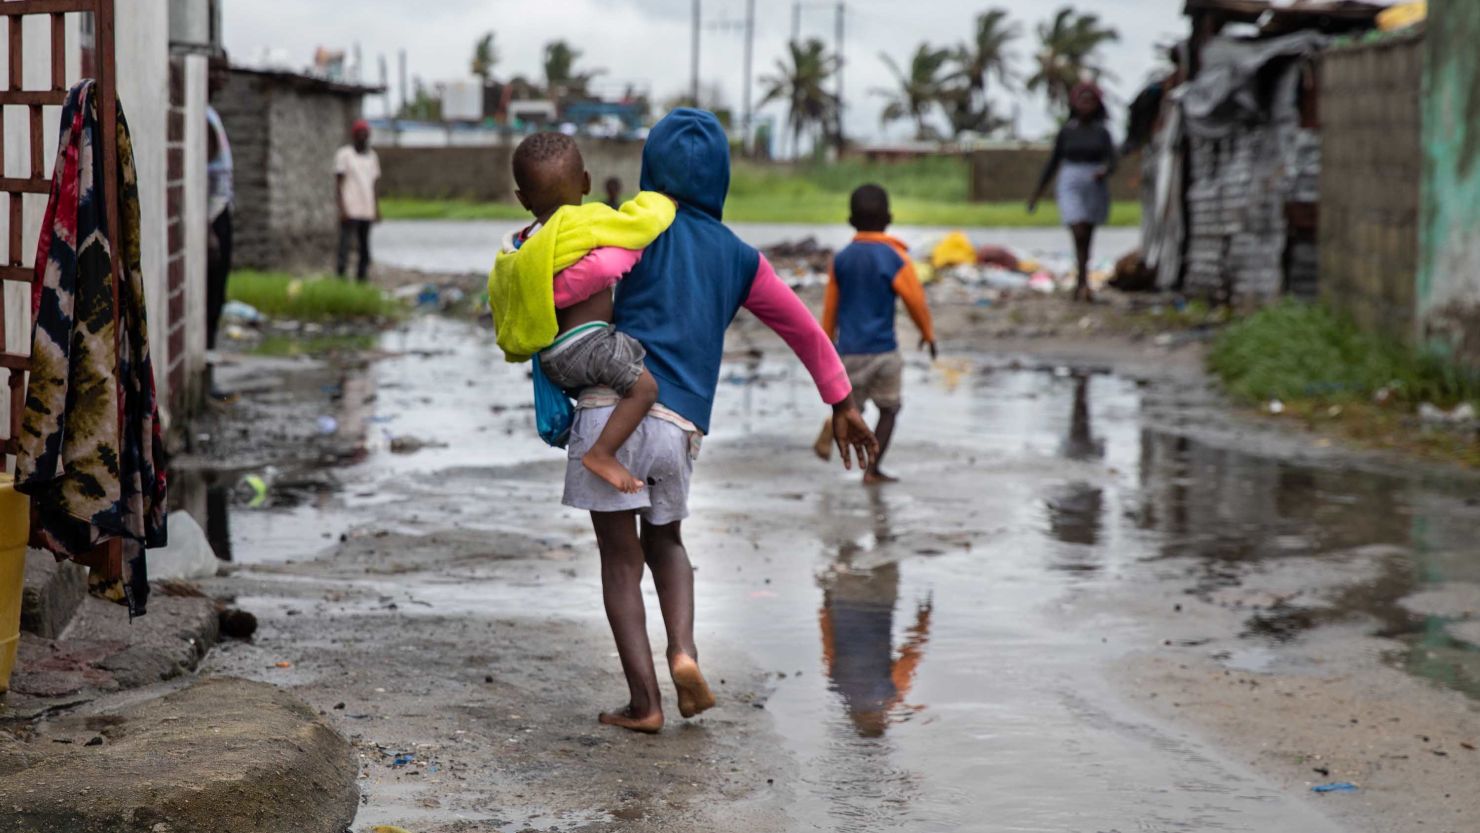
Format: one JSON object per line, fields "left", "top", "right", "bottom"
{"left": 562, "top": 407, "right": 693, "bottom": 526}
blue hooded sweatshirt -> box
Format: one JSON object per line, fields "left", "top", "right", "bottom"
{"left": 614, "top": 109, "right": 760, "bottom": 434}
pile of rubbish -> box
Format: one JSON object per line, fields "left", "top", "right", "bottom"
{"left": 762, "top": 237, "right": 834, "bottom": 288}
{"left": 761, "top": 231, "right": 1121, "bottom": 303}
{"left": 919, "top": 231, "right": 1119, "bottom": 306}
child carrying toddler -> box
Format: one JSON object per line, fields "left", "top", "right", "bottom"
{"left": 489, "top": 133, "right": 674, "bottom": 493}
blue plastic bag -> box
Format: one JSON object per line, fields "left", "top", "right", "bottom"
{"left": 531, "top": 353, "right": 574, "bottom": 448}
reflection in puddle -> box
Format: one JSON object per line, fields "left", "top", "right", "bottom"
{"left": 819, "top": 492, "right": 933, "bottom": 739}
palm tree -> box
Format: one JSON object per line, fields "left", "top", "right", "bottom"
{"left": 470, "top": 32, "right": 498, "bottom": 84}
{"left": 759, "top": 39, "right": 839, "bottom": 159}
{"left": 875, "top": 44, "right": 953, "bottom": 141}
{"left": 955, "top": 9, "right": 1020, "bottom": 103}
{"left": 1027, "top": 7, "right": 1119, "bottom": 116}
{"left": 544, "top": 40, "right": 603, "bottom": 101}
{"left": 946, "top": 9, "right": 1021, "bottom": 139}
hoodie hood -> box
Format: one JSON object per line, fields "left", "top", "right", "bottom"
{"left": 639, "top": 108, "right": 730, "bottom": 220}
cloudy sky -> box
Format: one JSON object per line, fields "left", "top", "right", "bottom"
{"left": 223, "top": 0, "right": 1185, "bottom": 143}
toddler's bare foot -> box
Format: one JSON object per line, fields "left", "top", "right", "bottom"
{"left": 669, "top": 653, "right": 717, "bottom": 718}
{"left": 863, "top": 469, "right": 899, "bottom": 485}
{"left": 598, "top": 706, "right": 664, "bottom": 734}
{"left": 584, "top": 449, "right": 644, "bottom": 493}
{"left": 813, "top": 421, "right": 833, "bottom": 461}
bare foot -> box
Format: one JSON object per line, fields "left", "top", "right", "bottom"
{"left": 583, "top": 449, "right": 644, "bottom": 494}
{"left": 813, "top": 421, "right": 833, "bottom": 462}
{"left": 669, "top": 654, "right": 717, "bottom": 718}
{"left": 863, "top": 469, "right": 899, "bottom": 485}
{"left": 598, "top": 706, "right": 664, "bottom": 734}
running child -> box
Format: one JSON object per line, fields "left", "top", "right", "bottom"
{"left": 814, "top": 184, "right": 937, "bottom": 484}
{"left": 489, "top": 133, "right": 674, "bottom": 493}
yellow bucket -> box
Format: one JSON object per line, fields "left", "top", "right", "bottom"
{"left": 0, "top": 473, "right": 27, "bottom": 694}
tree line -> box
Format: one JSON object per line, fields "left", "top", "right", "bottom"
{"left": 764, "top": 6, "right": 1118, "bottom": 154}
{"left": 445, "top": 6, "right": 1118, "bottom": 151}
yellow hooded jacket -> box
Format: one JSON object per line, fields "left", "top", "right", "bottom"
{"left": 489, "top": 192, "right": 675, "bottom": 362}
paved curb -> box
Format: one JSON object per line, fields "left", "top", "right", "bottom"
{"left": 0, "top": 676, "right": 359, "bottom": 833}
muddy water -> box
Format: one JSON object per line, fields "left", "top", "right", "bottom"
{"left": 212, "top": 317, "right": 1480, "bottom": 831}
{"left": 375, "top": 220, "right": 1140, "bottom": 275}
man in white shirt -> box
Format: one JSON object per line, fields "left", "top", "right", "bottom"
{"left": 335, "top": 119, "right": 381, "bottom": 281}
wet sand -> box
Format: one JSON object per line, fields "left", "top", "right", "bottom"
{"left": 180, "top": 296, "right": 1480, "bottom": 832}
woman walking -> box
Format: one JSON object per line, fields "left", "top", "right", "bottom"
{"left": 1029, "top": 82, "right": 1117, "bottom": 302}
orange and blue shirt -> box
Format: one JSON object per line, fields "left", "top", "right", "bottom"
{"left": 823, "top": 232, "right": 935, "bottom": 356}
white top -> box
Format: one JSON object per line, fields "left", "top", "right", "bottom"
{"left": 335, "top": 145, "right": 381, "bottom": 221}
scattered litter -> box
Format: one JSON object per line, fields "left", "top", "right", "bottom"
{"left": 370, "top": 827, "right": 416, "bottom": 833}
{"left": 274, "top": 660, "right": 293, "bottom": 669}
{"left": 1266, "top": 399, "right": 1285, "bottom": 415}
{"left": 390, "top": 754, "right": 415, "bottom": 768}
{"left": 238, "top": 473, "right": 270, "bottom": 508}
{"left": 1311, "top": 782, "right": 1358, "bottom": 793}
{"left": 220, "top": 300, "right": 264, "bottom": 324}
{"left": 1418, "top": 402, "right": 1477, "bottom": 425}
{"left": 316, "top": 415, "right": 339, "bottom": 435}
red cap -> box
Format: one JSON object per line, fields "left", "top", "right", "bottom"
{"left": 352, "top": 118, "right": 371, "bottom": 134}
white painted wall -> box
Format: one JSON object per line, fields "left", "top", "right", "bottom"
{"left": 182, "top": 53, "right": 208, "bottom": 402}
{"left": 117, "top": 0, "right": 172, "bottom": 423}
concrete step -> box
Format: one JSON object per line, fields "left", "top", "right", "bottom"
{"left": 0, "top": 676, "right": 360, "bottom": 833}
{"left": 20, "top": 549, "right": 87, "bottom": 639}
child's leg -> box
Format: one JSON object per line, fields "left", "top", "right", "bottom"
{"left": 864, "top": 405, "right": 901, "bottom": 484}
{"left": 591, "top": 510, "right": 664, "bottom": 733}
{"left": 640, "top": 520, "right": 715, "bottom": 718}
{"left": 583, "top": 370, "right": 659, "bottom": 494}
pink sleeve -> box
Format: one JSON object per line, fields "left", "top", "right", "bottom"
{"left": 552, "top": 247, "right": 643, "bottom": 309}
{"left": 743, "top": 254, "right": 852, "bottom": 405}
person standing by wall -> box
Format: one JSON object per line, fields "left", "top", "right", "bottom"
{"left": 1029, "top": 82, "right": 1117, "bottom": 302}
{"left": 335, "top": 119, "right": 381, "bottom": 281}
{"left": 205, "top": 56, "right": 234, "bottom": 396}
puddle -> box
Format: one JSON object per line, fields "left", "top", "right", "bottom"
{"left": 200, "top": 315, "right": 1480, "bottom": 829}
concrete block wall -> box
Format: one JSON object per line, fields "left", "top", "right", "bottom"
{"left": 1319, "top": 32, "right": 1423, "bottom": 344}
{"left": 376, "top": 138, "right": 644, "bottom": 204}
{"left": 215, "top": 70, "right": 362, "bottom": 271}
{"left": 968, "top": 146, "right": 1139, "bottom": 203}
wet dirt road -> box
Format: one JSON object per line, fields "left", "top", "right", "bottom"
{"left": 191, "top": 315, "right": 1480, "bottom": 833}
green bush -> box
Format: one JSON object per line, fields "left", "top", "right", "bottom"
{"left": 227, "top": 271, "right": 399, "bottom": 321}
{"left": 1209, "top": 300, "right": 1480, "bottom": 407}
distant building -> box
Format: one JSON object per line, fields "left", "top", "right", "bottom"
{"left": 214, "top": 67, "right": 382, "bottom": 270}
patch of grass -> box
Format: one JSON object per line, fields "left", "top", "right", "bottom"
{"left": 1209, "top": 301, "right": 1480, "bottom": 407}
{"left": 1210, "top": 300, "right": 1480, "bottom": 467}
{"left": 380, "top": 156, "right": 1141, "bottom": 227}
{"left": 228, "top": 271, "right": 400, "bottom": 322}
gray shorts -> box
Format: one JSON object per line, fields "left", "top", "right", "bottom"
{"left": 540, "top": 325, "right": 646, "bottom": 395}
{"left": 843, "top": 350, "right": 904, "bottom": 410}
{"left": 562, "top": 406, "right": 693, "bottom": 525}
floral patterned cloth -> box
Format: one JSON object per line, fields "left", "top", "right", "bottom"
{"left": 15, "top": 80, "right": 167, "bottom": 616}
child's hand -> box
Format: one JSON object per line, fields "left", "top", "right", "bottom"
{"left": 920, "top": 338, "right": 938, "bottom": 360}
{"left": 832, "top": 399, "right": 879, "bottom": 472}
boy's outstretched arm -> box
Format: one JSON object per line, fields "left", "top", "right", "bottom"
{"left": 745, "top": 254, "right": 878, "bottom": 471}
{"left": 892, "top": 260, "right": 937, "bottom": 359}
{"left": 821, "top": 264, "right": 839, "bottom": 341}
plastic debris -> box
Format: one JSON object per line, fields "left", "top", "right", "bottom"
{"left": 1418, "top": 402, "right": 1477, "bottom": 425}
{"left": 220, "top": 300, "right": 264, "bottom": 324}
{"left": 389, "top": 753, "right": 415, "bottom": 767}
{"left": 240, "top": 473, "right": 270, "bottom": 508}
{"left": 1311, "top": 782, "right": 1358, "bottom": 794}
{"left": 1267, "top": 399, "right": 1286, "bottom": 415}
{"left": 316, "top": 415, "right": 339, "bottom": 435}
{"left": 931, "top": 231, "right": 976, "bottom": 269}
